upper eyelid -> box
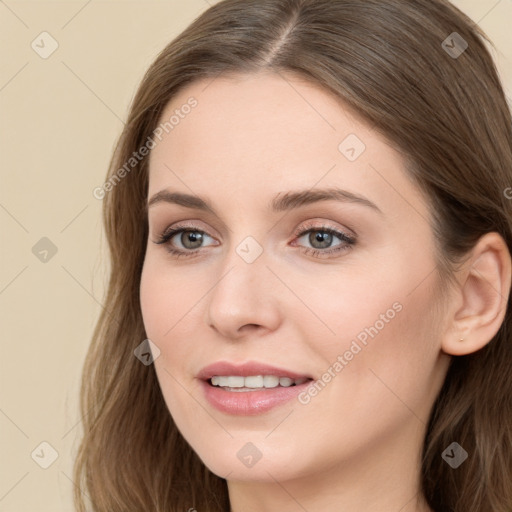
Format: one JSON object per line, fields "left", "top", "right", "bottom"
{"left": 150, "top": 215, "right": 356, "bottom": 234}
{"left": 155, "top": 222, "right": 354, "bottom": 246}
{"left": 157, "top": 222, "right": 215, "bottom": 240}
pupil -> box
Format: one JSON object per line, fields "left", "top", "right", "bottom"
{"left": 182, "top": 231, "right": 203, "bottom": 249}
{"left": 310, "top": 231, "right": 332, "bottom": 249}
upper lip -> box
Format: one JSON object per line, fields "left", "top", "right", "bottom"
{"left": 197, "top": 361, "right": 313, "bottom": 381}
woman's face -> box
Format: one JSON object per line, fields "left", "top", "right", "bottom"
{"left": 140, "top": 71, "right": 451, "bottom": 485}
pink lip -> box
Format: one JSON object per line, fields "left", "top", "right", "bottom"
{"left": 197, "top": 361, "right": 313, "bottom": 416}
{"left": 197, "top": 361, "right": 312, "bottom": 381}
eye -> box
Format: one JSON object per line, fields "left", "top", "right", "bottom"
{"left": 152, "top": 220, "right": 356, "bottom": 260}
{"left": 153, "top": 223, "right": 217, "bottom": 258}
{"left": 291, "top": 221, "right": 356, "bottom": 259}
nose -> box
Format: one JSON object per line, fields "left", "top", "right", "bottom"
{"left": 204, "top": 245, "right": 282, "bottom": 340}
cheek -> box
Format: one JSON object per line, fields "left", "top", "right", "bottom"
{"left": 297, "top": 269, "right": 404, "bottom": 356}
{"left": 139, "top": 259, "right": 199, "bottom": 420}
{"left": 325, "top": 273, "right": 441, "bottom": 428}
{"left": 139, "top": 255, "right": 207, "bottom": 389}
{"left": 139, "top": 260, "right": 168, "bottom": 339}
{"left": 309, "top": 254, "right": 440, "bottom": 395}
{"left": 139, "top": 254, "right": 196, "bottom": 339}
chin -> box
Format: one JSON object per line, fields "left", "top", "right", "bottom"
{"left": 190, "top": 436, "right": 312, "bottom": 483}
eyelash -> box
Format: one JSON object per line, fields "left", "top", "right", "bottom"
{"left": 153, "top": 221, "right": 356, "bottom": 260}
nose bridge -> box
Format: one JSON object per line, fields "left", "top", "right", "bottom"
{"left": 217, "top": 226, "right": 269, "bottom": 284}
{"left": 204, "top": 233, "right": 281, "bottom": 337}
{"left": 212, "top": 233, "right": 269, "bottom": 307}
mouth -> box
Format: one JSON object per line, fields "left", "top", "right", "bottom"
{"left": 197, "top": 361, "right": 314, "bottom": 415}
{"left": 197, "top": 362, "right": 314, "bottom": 415}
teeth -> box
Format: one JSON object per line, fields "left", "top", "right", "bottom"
{"left": 210, "top": 375, "right": 307, "bottom": 389}
{"left": 263, "top": 375, "right": 279, "bottom": 388}
{"left": 245, "top": 375, "right": 263, "bottom": 387}
{"left": 227, "top": 376, "right": 244, "bottom": 388}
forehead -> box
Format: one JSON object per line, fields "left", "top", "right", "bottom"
{"left": 147, "top": 71, "right": 428, "bottom": 222}
{"left": 150, "top": 71, "right": 366, "bottom": 170}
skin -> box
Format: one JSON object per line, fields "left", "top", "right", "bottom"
{"left": 139, "top": 70, "right": 511, "bottom": 512}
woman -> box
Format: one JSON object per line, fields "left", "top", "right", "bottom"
{"left": 74, "top": 0, "right": 512, "bottom": 510}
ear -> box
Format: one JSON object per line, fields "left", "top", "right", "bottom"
{"left": 441, "top": 232, "right": 512, "bottom": 356}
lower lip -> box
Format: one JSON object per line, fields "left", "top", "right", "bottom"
{"left": 200, "top": 379, "right": 312, "bottom": 415}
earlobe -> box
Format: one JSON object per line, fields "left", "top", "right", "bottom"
{"left": 441, "top": 232, "right": 512, "bottom": 357}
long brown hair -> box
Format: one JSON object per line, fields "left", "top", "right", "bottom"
{"left": 73, "top": 1, "right": 512, "bottom": 510}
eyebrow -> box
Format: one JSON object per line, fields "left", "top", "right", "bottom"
{"left": 146, "top": 187, "right": 383, "bottom": 215}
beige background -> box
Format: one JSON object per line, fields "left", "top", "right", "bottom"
{"left": 0, "top": 1, "right": 511, "bottom": 510}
